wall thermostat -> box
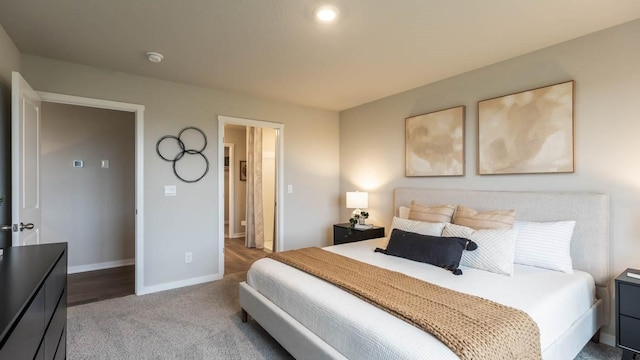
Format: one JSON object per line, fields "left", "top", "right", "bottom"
{"left": 73, "top": 160, "right": 84, "bottom": 168}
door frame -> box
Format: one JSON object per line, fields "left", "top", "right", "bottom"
{"left": 37, "top": 91, "right": 145, "bottom": 295}
{"left": 224, "top": 143, "right": 234, "bottom": 238}
{"left": 217, "top": 115, "right": 284, "bottom": 276}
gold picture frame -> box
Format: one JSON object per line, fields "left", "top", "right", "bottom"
{"left": 478, "top": 81, "right": 575, "bottom": 175}
{"left": 405, "top": 106, "right": 465, "bottom": 177}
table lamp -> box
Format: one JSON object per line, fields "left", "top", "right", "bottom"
{"left": 346, "top": 191, "right": 368, "bottom": 225}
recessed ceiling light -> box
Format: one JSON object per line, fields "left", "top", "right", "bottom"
{"left": 314, "top": 5, "right": 339, "bottom": 22}
{"left": 146, "top": 51, "right": 164, "bottom": 63}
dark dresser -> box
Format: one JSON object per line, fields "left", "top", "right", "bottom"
{"left": 616, "top": 268, "right": 640, "bottom": 360}
{"left": 0, "top": 243, "right": 68, "bottom": 360}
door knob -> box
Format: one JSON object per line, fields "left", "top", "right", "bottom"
{"left": 20, "top": 222, "right": 34, "bottom": 231}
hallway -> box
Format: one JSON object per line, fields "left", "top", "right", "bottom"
{"left": 224, "top": 237, "right": 268, "bottom": 274}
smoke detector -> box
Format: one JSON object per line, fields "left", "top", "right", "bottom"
{"left": 146, "top": 52, "right": 164, "bottom": 63}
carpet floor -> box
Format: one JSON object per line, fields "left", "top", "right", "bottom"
{"left": 68, "top": 272, "right": 622, "bottom": 360}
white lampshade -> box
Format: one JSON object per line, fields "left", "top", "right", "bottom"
{"left": 346, "top": 191, "right": 368, "bottom": 209}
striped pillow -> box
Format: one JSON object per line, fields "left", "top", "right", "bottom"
{"left": 390, "top": 217, "right": 445, "bottom": 237}
{"left": 443, "top": 223, "right": 517, "bottom": 276}
{"left": 453, "top": 205, "right": 516, "bottom": 229}
{"left": 513, "top": 220, "right": 575, "bottom": 273}
{"left": 398, "top": 206, "right": 411, "bottom": 219}
{"left": 409, "top": 201, "right": 456, "bottom": 223}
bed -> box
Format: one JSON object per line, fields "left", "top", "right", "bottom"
{"left": 239, "top": 188, "right": 610, "bottom": 360}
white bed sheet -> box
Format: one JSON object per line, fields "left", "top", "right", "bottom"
{"left": 247, "top": 238, "right": 596, "bottom": 360}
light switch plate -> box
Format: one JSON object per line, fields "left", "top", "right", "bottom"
{"left": 101, "top": 160, "right": 110, "bottom": 168}
{"left": 164, "top": 185, "right": 177, "bottom": 197}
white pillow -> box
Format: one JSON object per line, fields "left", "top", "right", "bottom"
{"left": 513, "top": 220, "right": 575, "bottom": 273}
{"left": 443, "top": 223, "right": 517, "bottom": 276}
{"left": 390, "top": 216, "right": 445, "bottom": 236}
{"left": 398, "top": 206, "right": 411, "bottom": 219}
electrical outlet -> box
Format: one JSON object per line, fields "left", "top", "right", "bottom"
{"left": 185, "top": 252, "right": 193, "bottom": 263}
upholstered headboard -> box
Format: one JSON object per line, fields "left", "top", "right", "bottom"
{"left": 394, "top": 188, "right": 610, "bottom": 324}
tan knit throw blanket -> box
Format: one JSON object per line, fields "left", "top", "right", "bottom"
{"left": 268, "top": 247, "right": 542, "bottom": 360}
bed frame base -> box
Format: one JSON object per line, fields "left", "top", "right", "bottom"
{"left": 240, "top": 281, "right": 603, "bottom": 360}
{"left": 240, "top": 282, "right": 348, "bottom": 360}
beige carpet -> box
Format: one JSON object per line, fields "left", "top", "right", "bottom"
{"left": 68, "top": 272, "right": 292, "bottom": 359}
{"left": 68, "top": 272, "right": 621, "bottom": 359}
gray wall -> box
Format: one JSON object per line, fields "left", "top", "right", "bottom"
{"left": 21, "top": 54, "right": 340, "bottom": 288}
{"left": 0, "top": 24, "right": 20, "bottom": 248}
{"left": 0, "top": 23, "right": 19, "bottom": 86}
{"left": 40, "top": 102, "right": 135, "bottom": 268}
{"left": 339, "top": 19, "right": 640, "bottom": 339}
{"left": 224, "top": 125, "right": 247, "bottom": 236}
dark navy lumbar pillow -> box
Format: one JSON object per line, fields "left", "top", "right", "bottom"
{"left": 375, "top": 228, "right": 477, "bottom": 275}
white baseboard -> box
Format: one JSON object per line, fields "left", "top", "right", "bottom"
{"left": 68, "top": 258, "right": 135, "bottom": 274}
{"left": 231, "top": 232, "right": 245, "bottom": 239}
{"left": 137, "top": 273, "right": 223, "bottom": 296}
{"left": 600, "top": 332, "right": 615, "bottom": 347}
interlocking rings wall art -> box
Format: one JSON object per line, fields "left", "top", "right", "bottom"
{"left": 156, "top": 127, "right": 209, "bottom": 183}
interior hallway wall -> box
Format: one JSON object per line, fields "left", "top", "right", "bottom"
{"left": 41, "top": 102, "right": 135, "bottom": 269}
{"left": 224, "top": 126, "right": 247, "bottom": 237}
{"left": 224, "top": 146, "right": 229, "bottom": 229}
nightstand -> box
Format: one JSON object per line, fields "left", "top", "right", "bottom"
{"left": 616, "top": 269, "right": 640, "bottom": 360}
{"left": 333, "top": 223, "right": 384, "bottom": 245}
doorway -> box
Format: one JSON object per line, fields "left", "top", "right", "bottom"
{"left": 224, "top": 143, "right": 234, "bottom": 238}
{"left": 37, "top": 91, "right": 145, "bottom": 295}
{"left": 40, "top": 102, "right": 134, "bottom": 269}
{"left": 218, "top": 116, "right": 284, "bottom": 276}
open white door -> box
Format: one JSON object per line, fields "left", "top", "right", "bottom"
{"left": 11, "top": 72, "right": 41, "bottom": 246}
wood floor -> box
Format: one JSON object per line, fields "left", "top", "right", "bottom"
{"left": 225, "top": 237, "right": 269, "bottom": 274}
{"left": 67, "top": 265, "right": 135, "bottom": 307}
{"left": 66, "top": 239, "right": 265, "bottom": 307}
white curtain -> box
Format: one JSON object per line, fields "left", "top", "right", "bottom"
{"left": 245, "top": 127, "right": 264, "bottom": 249}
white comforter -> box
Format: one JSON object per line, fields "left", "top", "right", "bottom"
{"left": 247, "top": 238, "right": 596, "bottom": 360}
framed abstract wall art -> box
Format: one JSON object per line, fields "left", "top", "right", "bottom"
{"left": 405, "top": 105, "right": 465, "bottom": 177}
{"left": 477, "top": 81, "right": 574, "bottom": 175}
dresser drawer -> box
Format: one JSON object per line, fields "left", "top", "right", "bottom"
{"left": 0, "top": 244, "right": 67, "bottom": 360}
{"left": 619, "top": 283, "right": 640, "bottom": 319}
{"left": 35, "top": 340, "right": 45, "bottom": 360}
{"left": 620, "top": 315, "right": 640, "bottom": 351}
{"left": 54, "top": 327, "right": 66, "bottom": 360}
{"left": 45, "top": 251, "right": 67, "bottom": 324}
{"left": 0, "top": 285, "right": 46, "bottom": 359}
{"left": 45, "top": 289, "right": 67, "bottom": 360}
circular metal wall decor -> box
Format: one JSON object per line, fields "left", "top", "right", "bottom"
{"left": 156, "top": 127, "right": 209, "bottom": 183}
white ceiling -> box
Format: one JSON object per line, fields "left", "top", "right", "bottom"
{"left": 1, "top": 0, "right": 639, "bottom": 111}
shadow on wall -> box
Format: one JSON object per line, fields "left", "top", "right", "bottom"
{"left": 0, "top": 82, "right": 11, "bottom": 249}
